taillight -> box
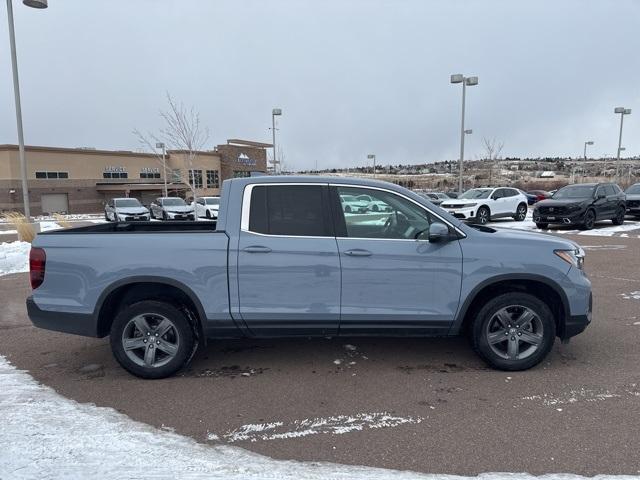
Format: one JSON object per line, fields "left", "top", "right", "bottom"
{"left": 29, "top": 247, "right": 46, "bottom": 289}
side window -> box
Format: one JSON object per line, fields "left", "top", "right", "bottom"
{"left": 595, "top": 186, "right": 605, "bottom": 198}
{"left": 248, "top": 185, "right": 331, "bottom": 237}
{"left": 506, "top": 189, "right": 519, "bottom": 197}
{"left": 335, "top": 187, "right": 432, "bottom": 240}
{"left": 604, "top": 185, "right": 616, "bottom": 196}
{"left": 492, "top": 189, "right": 504, "bottom": 199}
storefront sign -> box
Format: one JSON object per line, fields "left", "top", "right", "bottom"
{"left": 237, "top": 153, "right": 256, "bottom": 166}
{"left": 104, "top": 166, "right": 127, "bottom": 173}
{"left": 141, "top": 167, "right": 160, "bottom": 173}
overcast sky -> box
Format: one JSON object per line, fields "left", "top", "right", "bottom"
{"left": 1, "top": 0, "right": 639, "bottom": 170}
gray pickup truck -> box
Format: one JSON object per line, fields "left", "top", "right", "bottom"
{"left": 27, "top": 176, "right": 592, "bottom": 378}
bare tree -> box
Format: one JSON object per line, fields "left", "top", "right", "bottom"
{"left": 133, "top": 93, "right": 210, "bottom": 198}
{"left": 483, "top": 137, "right": 504, "bottom": 185}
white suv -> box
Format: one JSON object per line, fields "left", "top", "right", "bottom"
{"left": 440, "top": 187, "right": 528, "bottom": 225}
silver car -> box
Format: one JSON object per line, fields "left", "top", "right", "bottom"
{"left": 149, "top": 197, "right": 195, "bottom": 221}
{"left": 104, "top": 198, "right": 150, "bottom": 222}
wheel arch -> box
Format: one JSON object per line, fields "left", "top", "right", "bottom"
{"left": 453, "top": 274, "right": 570, "bottom": 338}
{"left": 94, "top": 276, "right": 207, "bottom": 343}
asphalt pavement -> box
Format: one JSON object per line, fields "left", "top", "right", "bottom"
{"left": 1, "top": 232, "right": 639, "bottom": 476}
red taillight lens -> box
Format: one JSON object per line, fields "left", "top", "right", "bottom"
{"left": 29, "top": 247, "right": 46, "bottom": 289}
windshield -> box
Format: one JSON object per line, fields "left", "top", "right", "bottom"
{"left": 205, "top": 198, "right": 220, "bottom": 205}
{"left": 626, "top": 184, "right": 640, "bottom": 194}
{"left": 553, "top": 185, "right": 595, "bottom": 199}
{"left": 162, "top": 198, "right": 186, "bottom": 206}
{"left": 114, "top": 199, "right": 141, "bottom": 207}
{"left": 460, "top": 188, "right": 492, "bottom": 199}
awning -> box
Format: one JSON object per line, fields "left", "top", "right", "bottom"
{"left": 95, "top": 182, "right": 190, "bottom": 192}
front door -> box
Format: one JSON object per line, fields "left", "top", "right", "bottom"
{"left": 237, "top": 184, "right": 341, "bottom": 336}
{"left": 332, "top": 186, "right": 464, "bottom": 335}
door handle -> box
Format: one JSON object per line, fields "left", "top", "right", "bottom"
{"left": 343, "top": 249, "right": 372, "bottom": 257}
{"left": 243, "top": 245, "right": 272, "bottom": 253}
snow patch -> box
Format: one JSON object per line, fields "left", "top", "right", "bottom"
{"left": 522, "top": 385, "right": 639, "bottom": 407}
{"left": 223, "top": 413, "right": 423, "bottom": 443}
{"left": 0, "top": 241, "right": 30, "bottom": 276}
{"left": 620, "top": 291, "right": 640, "bottom": 300}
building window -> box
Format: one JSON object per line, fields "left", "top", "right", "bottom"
{"left": 206, "top": 170, "right": 219, "bottom": 188}
{"left": 103, "top": 172, "right": 128, "bottom": 179}
{"left": 189, "top": 169, "right": 203, "bottom": 188}
{"left": 171, "top": 169, "right": 182, "bottom": 182}
{"left": 233, "top": 170, "right": 250, "bottom": 178}
{"left": 140, "top": 172, "right": 161, "bottom": 179}
{"left": 35, "top": 171, "right": 69, "bottom": 179}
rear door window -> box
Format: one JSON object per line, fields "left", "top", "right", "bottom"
{"left": 247, "top": 185, "right": 332, "bottom": 237}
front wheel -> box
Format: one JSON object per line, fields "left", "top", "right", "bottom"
{"left": 162, "top": 211, "right": 168, "bottom": 221}
{"left": 535, "top": 222, "right": 549, "bottom": 229}
{"left": 205, "top": 210, "right": 211, "bottom": 219}
{"left": 475, "top": 206, "right": 490, "bottom": 225}
{"left": 513, "top": 203, "right": 527, "bottom": 221}
{"left": 470, "top": 292, "right": 556, "bottom": 371}
{"left": 104, "top": 211, "right": 110, "bottom": 222}
{"left": 110, "top": 300, "right": 196, "bottom": 379}
{"left": 612, "top": 207, "right": 625, "bottom": 225}
{"left": 580, "top": 209, "right": 595, "bottom": 230}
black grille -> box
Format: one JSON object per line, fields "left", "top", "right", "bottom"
{"left": 538, "top": 206, "right": 567, "bottom": 215}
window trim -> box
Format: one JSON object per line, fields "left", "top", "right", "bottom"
{"left": 240, "top": 182, "right": 465, "bottom": 239}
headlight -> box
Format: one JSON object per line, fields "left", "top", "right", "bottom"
{"left": 458, "top": 203, "right": 477, "bottom": 208}
{"left": 554, "top": 247, "right": 585, "bottom": 269}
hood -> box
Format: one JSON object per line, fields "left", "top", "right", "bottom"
{"left": 165, "top": 205, "right": 193, "bottom": 213}
{"left": 625, "top": 193, "right": 640, "bottom": 200}
{"left": 115, "top": 207, "right": 148, "bottom": 215}
{"left": 534, "top": 198, "right": 587, "bottom": 208}
{"left": 480, "top": 225, "right": 579, "bottom": 250}
{"left": 440, "top": 199, "right": 480, "bottom": 207}
{"left": 207, "top": 204, "right": 220, "bottom": 210}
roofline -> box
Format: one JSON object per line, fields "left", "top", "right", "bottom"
{"left": 226, "top": 139, "right": 273, "bottom": 148}
{"left": 0, "top": 144, "right": 160, "bottom": 158}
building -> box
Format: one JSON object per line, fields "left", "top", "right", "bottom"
{"left": 0, "top": 139, "right": 269, "bottom": 214}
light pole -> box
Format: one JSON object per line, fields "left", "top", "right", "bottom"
{"left": 6, "top": 0, "right": 47, "bottom": 219}
{"left": 614, "top": 107, "right": 631, "bottom": 179}
{"left": 367, "top": 154, "right": 376, "bottom": 177}
{"left": 155, "top": 142, "right": 168, "bottom": 197}
{"left": 450, "top": 74, "right": 478, "bottom": 193}
{"left": 583, "top": 141, "right": 594, "bottom": 161}
{"left": 271, "top": 108, "right": 282, "bottom": 174}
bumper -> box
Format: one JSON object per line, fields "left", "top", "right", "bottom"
{"left": 27, "top": 296, "right": 100, "bottom": 337}
{"left": 533, "top": 210, "right": 585, "bottom": 225}
{"left": 626, "top": 207, "right": 640, "bottom": 215}
{"left": 118, "top": 215, "right": 150, "bottom": 221}
{"left": 443, "top": 207, "right": 476, "bottom": 220}
{"left": 167, "top": 213, "right": 195, "bottom": 220}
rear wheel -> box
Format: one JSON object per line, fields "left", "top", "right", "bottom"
{"left": 513, "top": 203, "right": 527, "bottom": 221}
{"left": 470, "top": 292, "right": 555, "bottom": 371}
{"left": 110, "top": 300, "right": 196, "bottom": 379}
{"left": 535, "top": 222, "right": 548, "bottom": 229}
{"left": 580, "top": 209, "right": 595, "bottom": 230}
{"left": 475, "top": 206, "right": 490, "bottom": 225}
{"left": 612, "top": 206, "right": 625, "bottom": 225}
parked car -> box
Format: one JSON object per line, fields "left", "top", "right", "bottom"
{"left": 527, "top": 190, "right": 552, "bottom": 202}
{"left": 519, "top": 190, "right": 538, "bottom": 206}
{"left": 149, "top": 197, "right": 195, "bottom": 221}
{"left": 193, "top": 196, "right": 220, "bottom": 219}
{"left": 104, "top": 198, "right": 150, "bottom": 222}
{"left": 625, "top": 183, "right": 640, "bottom": 218}
{"left": 27, "top": 176, "right": 592, "bottom": 378}
{"left": 340, "top": 194, "right": 370, "bottom": 213}
{"left": 446, "top": 191, "right": 460, "bottom": 198}
{"left": 533, "top": 183, "right": 626, "bottom": 230}
{"left": 440, "top": 187, "right": 529, "bottom": 225}
{"left": 418, "top": 192, "right": 450, "bottom": 206}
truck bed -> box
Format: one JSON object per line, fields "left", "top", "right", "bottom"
{"left": 39, "top": 221, "right": 218, "bottom": 235}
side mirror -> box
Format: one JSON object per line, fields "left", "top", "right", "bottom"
{"left": 596, "top": 193, "right": 605, "bottom": 199}
{"left": 427, "top": 222, "right": 451, "bottom": 242}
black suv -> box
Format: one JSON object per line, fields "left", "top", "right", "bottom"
{"left": 533, "top": 183, "right": 626, "bottom": 230}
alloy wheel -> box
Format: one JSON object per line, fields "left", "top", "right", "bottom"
{"left": 485, "top": 305, "right": 543, "bottom": 360}
{"left": 478, "top": 208, "right": 489, "bottom": 224}
{"left": 121, "top": 313, "right": 180, "bottom": 368}
{"left": 516, "top": 205, "right": 527, "bottom": 220}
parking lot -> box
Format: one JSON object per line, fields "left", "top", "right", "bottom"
{"left": 1, "top": 221, "right": 639, "bottom": 476}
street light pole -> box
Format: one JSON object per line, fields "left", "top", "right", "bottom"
{"left": 583, "top": 140, "right": 594, "bottom": 162}
{"left": 6, "top": 0, "right": 47, "bottom": 218}
{"left": 367, "top": 154, "right": 376, "bottom": 177}
{"left": 451, "top": 74, "right": 478, "bottom": 193}
{"left": 614, "top": 107, "right": 631, "bottom": 179}
{"left": 271, "top": 108, "right": 282, "bottom": 174}
{"left": 156, "top": 142, "right": 167, "bottom": 197}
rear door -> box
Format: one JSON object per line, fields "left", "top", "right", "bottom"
{"left": 237, "top": 183, "right": 341, "bottom": 336}
{"left": 604, "top": 185, "right": 618, "bottom": 218}
{"left": 594, "top": 185, "right": 609, "bottom": 219}
{"left": 332, "top": 185, "right": 463, "bottom": 335}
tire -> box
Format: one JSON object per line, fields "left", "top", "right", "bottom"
{"left": 612, "top": 207, "right": 625, "bottom": 225}
{"left": 475, "top": 206, "right": 490, "bottom": 225}
{"left": 205, "top": 210, "right": 211, "bottom": 219}
{"left": 470, "top": 292, "right": 556, "bottom": 371}
{"left": 513, "top": 203, "right": 527, "bottom": 221}
{"left": 345, "top": 206, "right": 352, "bottom": 213}
{"left": 580, "top": 209, "right": 595, "bottom": 230}
{"left": 110, "top": 300, "right": 196, "bottom": 379}
{"left": 162, "top": 211, "right": 168, "bottom": 221}
{"left": 104, "top": 211, "right": 110, "bottom": 222}
{"left": 535, "top": 222, "right": 548, "bottom": 229}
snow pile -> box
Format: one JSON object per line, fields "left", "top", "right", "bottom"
{"left": 0, "top": 356, "right": 632, "bottom": 480}
{"left": 0, "top": 241, "right": 30, "bottom": 277}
